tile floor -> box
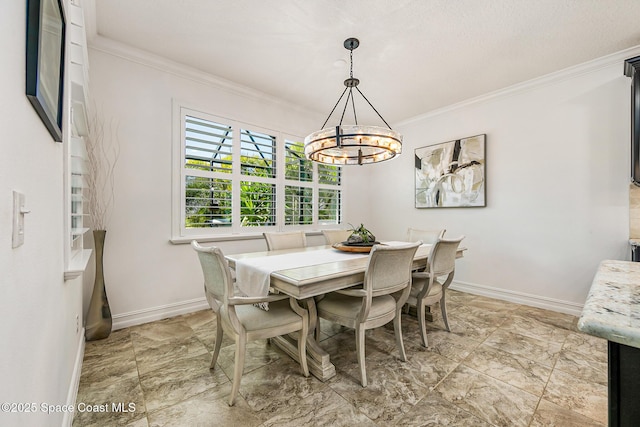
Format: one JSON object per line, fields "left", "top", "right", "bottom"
{"left": 73, "top": 290, "right": 608, "bottom": 426}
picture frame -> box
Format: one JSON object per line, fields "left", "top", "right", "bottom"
{"left": 26, "top": 0, "right": 66, "bottom": 142}
{"left": 415, "top": 134, "right": 486, "bottom": 208}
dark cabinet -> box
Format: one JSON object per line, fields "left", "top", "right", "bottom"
{"left": 624, "top": 56, "right": 640, "bottom": 186}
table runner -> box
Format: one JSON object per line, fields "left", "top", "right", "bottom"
{"left": 235, "top": 247, "right": 368, "bottom": 298}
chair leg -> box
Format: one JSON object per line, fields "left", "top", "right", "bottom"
{"left": 418, "top": 302, "right": 428, "bottom": 347}
{"left": 356, "top": 326, "right": 367, "bottom": 387}
{"left": 228, "top": 335, "right": 246, "bottom": 407}
{"left": 440, "top": 292, "right": 450, "bottom": 332}
{"left": 210, "top": 314, "right": 224, "bottom": 369}
{"left": 394, "top": 310, "right": 407, "bottom": 362}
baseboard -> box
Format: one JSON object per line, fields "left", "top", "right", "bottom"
{"left": 62, "top": 329, "right": 85, "bottom": 427}
{"left": 450, "top": 280, "right": 584, "bottom": 316}
{"left": 112, "top": 297, "right": 209, "bottom": 330}
{"left": 110, "top": 281, "right": 584, "bottom": 331}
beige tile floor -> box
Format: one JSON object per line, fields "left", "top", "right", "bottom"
{"left": 73, "top": 290, "right": 608, "bottom": 426}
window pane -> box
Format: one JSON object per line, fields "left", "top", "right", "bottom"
{"left": 240, "top": 181, "right": 276, "bottom": 226}
{"left": 318, "top": 164, "right": 341, "bottom": 185}
{"left": 185, "top": 176, "right": 232, "bottom": 228}
{"left": 240, "top": 129, "right": 276, "bottom": 178}
{"left": 185, "top": 116, "right": 233, "bottom": 173}
{"left": 285, "top": 140, "right": 312, "bottom": 182}
{"left": 318, "top": 189, "right": 341, "bottom": 224}
{"left": 285, "top": 186, "right": 313, "bottom": 225}
{"left": 179, "top": 111, "right": 344, "bottom": 235}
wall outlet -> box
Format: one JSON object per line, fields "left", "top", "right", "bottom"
{"left": 75, "top": 315, "right": 79, "bottom": 334}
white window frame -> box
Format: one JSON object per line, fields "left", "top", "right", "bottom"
{"left": 171, "top": 103, "right": 343, "bottom": 242}
{"left": 283, "top": 137, "right": 314, "bottom": 227}
{"left": 64, "top": 0, "right": 92, "bottom": 280}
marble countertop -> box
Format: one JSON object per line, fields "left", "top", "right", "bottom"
{"left": 578, "top": 260, "right": 640, "bottom": 348}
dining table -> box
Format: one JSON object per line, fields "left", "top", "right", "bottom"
{"left": 225, "top": 241, "right": 466, "bottom": 381}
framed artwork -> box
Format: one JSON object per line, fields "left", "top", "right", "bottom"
{"left": 26, "top": 0, "right": 66, "bottom": 142}
{"left": 415, "top": 134, "right": 486, "bottom": 208}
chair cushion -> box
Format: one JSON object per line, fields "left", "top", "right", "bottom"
{"left": 317, "top": 293, "right": 396, "bottom": 323}
{"left": 234, "top": 299, "right": 302, "bottom": 331}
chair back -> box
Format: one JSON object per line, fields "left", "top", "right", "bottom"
{"left": 322, "top": 229, "right": 352, "bottom": 245}
{"left": 191, "top": 241, "right": 233, "bottom": 308}
{"left": 428, "top": 236, "right": 464, "bottom": 276}
{"left": 407, "top": 227, "right": 445, "bottom": 245}
{"left": 263, "top": 231, "right": 307, "bottom": 251}
{"left": 366, "top": 242, "right": 421, "bottom": 294}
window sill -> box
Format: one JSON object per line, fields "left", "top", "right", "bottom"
{"left": 64, "top": 249, "right": 93, "bottom": 281}
{"left": 170, "top": 230, "right": 325, "bottom": 245}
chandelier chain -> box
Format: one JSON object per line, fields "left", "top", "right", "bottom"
{"left": 350, "top": 49, "right": 354, "bottom": 79}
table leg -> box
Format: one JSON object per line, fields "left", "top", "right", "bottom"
{"left": 406, "top": 304, "right": 434, "bottom": 322}
{"left": 271, "top": 297, "right": 336, "bottom": 381}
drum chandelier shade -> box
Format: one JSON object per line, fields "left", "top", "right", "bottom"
{"left": 304, "top": 38, "right": 402, "bottom": 165}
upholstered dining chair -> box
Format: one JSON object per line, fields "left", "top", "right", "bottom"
{"left": 407, "top": 235, "right": 464, "bottom": 347}
{"left": 315, "top": 242, "right": 420, "bottom": 387}
{"left": 321, "top": 229, "right": 352, "bottom": 245}
{"left": 407, "top": 227, "right": 446, "bottom": 245}
{"left": 263, "top": 231, "right": 307, "bottom": 251}
{"left": 191, "top": 241, "right": 309, "bottom": 406}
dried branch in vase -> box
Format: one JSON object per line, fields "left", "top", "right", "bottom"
{"left": 85, "top": 107, "right": 120, "bottom": 231}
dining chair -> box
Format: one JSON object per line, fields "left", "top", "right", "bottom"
{"left": 407, "top": 227, "right": 446, "bottom": 245}
{"left": 321, "top": 229, "right": 352, "bottom": 245}
{"left": 315, "top": 242, "right": 420, "bottom": 387}
{"left": 406, "top": 235, "right": 464, "bottom": 347}
{"left": 191, "top": 241, "right": 309, "bottom": 406}
{"left": 263, "top": 231, "right": 307, "bottom": 251}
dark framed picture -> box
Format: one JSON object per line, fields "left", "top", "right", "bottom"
{"left": 26, "top": 0, "right": 66, "bottom": 142}
{"left": 415, "top": 134, "right": 486, "bottom": 208}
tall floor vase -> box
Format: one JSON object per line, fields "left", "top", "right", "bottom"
{"left": 85, "top": 229, "right": 112, "bottom": 341}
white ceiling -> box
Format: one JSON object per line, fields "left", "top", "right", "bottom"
{"left": 88, "top": 0, "right": 640, "bottom": 125}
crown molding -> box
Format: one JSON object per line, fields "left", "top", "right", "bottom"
{"left": 87, "top": 29, "right": 640, "bottom": 128}
{"left": 87, "top": 35, "right": 320, "bottom": 118}
{"left": 397, "top": 45, "right": 640, "bottom": 127}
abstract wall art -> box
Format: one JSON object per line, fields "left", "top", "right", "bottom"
{"left": 415, "top": 134, "right": 486, "bottom": 208}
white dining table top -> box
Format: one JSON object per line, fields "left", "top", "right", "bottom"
{"left": 226, "top": 242, "right": 466, "bottom": 300}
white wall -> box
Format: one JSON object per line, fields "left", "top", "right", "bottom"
{"left": 87, "top": 39, "right": 373, "bottom": 328}
{"left": 365, "top": 52, "right": 637, "bottom": 313}
{"left": 89, "top": 37, "right": 638, "bottom": 323}
{"left": 0, "top": 2, "right": 84, "bottom": 426}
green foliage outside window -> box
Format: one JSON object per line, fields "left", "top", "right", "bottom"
{"left": 185, "top": 146, "right": 340, "bottom": 228}
{"left": 185, "top": 157, "right": 232, "bottom": 228}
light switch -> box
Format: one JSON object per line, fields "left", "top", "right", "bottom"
{"left": 12, "top": 191, "right": 30, "bottom": 248}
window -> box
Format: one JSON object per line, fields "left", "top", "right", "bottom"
{"left": 174, "top": 107, "right": 343, "bottom": 239}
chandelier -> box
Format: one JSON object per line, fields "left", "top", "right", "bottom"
{"left": 304, "top": 38, "right": 402, "bottom": 165}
